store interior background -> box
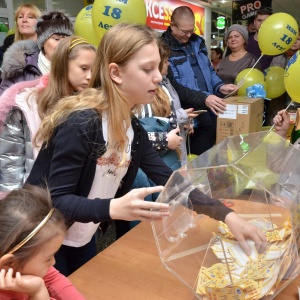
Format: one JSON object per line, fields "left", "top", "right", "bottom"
{"left": 1, "top": 0, "right": 300, "bottom": 52}
{"left": 194, "top": 0, "right": 300, "bottom": 49}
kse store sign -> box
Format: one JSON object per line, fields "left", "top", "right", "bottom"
{"left": 145, "top": 0, "right": 205, "bottom": 35}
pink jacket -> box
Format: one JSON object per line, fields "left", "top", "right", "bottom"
{"left": 0, "top": 266, "right": 86, "bottom": 299}
{"left": 0, "top": 76, "right": 48, "bottom": 199}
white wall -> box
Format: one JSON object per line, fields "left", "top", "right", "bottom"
{"left": 51, "top": 0, "right": 84, "bottom": 17}
{"left": 13, "top": 0, "right": 84, "bottom": 17}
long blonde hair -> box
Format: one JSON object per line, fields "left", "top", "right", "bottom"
{"left": 35, "top": 23, "right": 160, "bottom": 166}
{"left": 37, "top": 35, "right": 96, "bottom": 119}
{"left": 151, "top": 86, "right": 170, "bottom": 117}
{"left": 14, "top": 4, "right": 41, "bottom": 42}
{"left": 150, "top": 38, "right": 172, "bottom": 117}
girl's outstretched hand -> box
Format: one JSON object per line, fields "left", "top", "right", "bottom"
{"left": 224, "top": 212, "right": 268, "bottom": 256}
{"left": 110, "top": 186, "right": 169, "bottom": 221}
{"left": 0, "top": 268, "right": 49, "bottom": 300}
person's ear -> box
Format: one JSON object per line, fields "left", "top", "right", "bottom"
{"left": 0, "top": 254, "right": 15, "bottom": 270}
{"left": 109, "top": 63, "right": 123, "bottom": 85}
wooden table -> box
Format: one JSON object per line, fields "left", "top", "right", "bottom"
{"left": 69, "top": 219, "right": 300, "bottom": 300}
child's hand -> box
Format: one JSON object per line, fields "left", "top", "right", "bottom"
{"left": 166, "top": 128, "right": 183, "bottom": 150}
{"left": 185, "top": 108, "right": 199, "bottom": 119}
{"left": 184, "top": 123, "right": 194, "bottom": 135}
{"left": 0, "top": 268, "right": 49, "bottom": 300}
{"left": 110, "top": 186, "right": 170, "bottom": 221}
{"left": 224, "top": 212, "right": 267, "bottom": 256}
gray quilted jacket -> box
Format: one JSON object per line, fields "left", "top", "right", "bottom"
{"left": 0, "top": 78, "right": 42, "bottom": 198}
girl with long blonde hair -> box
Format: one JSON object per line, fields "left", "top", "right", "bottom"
{"left": 28, "top": 23, "right": 267, "bottom": 277}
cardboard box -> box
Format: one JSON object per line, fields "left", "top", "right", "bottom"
{"left": 216, "top": 96, "right": 264, "bottom": 144}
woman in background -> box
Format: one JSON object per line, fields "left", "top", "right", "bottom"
{"left": 0, "top": 10, "right": 73, "bottom": 95}
{"left": 210, "top": 47, "right": 223, "bottom": 71}
{"left": 14, "top": 3, "right": 41, "bottom": 42}
{"left": 217, "top": 24, "right": 260, "bottom": 84}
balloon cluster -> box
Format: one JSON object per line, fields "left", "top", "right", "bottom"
{"left": 75, "top": 6, "right": 300, "bottom": 103}
{"left": 264, "top": 66, "right": 285, "bottom": 99}
{"left": 74, "top": 0, "right": 147, "bottom": 46}
{"left": 235, "top": 13, "right": 299, "bottom": 102}
{"left": 236, "top": 66, "right": 286, "bottom": 99}
{"left": 235, "top": 68, "right": 265, "bottom": 97}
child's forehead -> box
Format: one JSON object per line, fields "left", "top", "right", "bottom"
{"left": 38, "top": 232, "right": 64, "bottom": 254}
{"left": 135, "top": 42, "right": 159, "bottom": 55}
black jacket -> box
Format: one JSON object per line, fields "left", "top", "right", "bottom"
{"left": 27, "top": 109, "right": 232, "bottom": 237}
{"left": 27, "top": 109, "right": 172, "bottom": 221}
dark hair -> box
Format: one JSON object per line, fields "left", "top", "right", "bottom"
{"left": 36, "top": 10, "right": 74, "bottom": 50}
{"left": 171, "top": 6, "right": 194, "bottom": 23}
{"left": 247, "top": 16, "right": 255, "bottom": 26}
{"left": 0, "top": 185, "right": 66, "bottom": 269}
{"left": 255, "top": 7, "right": 273, "bottom": 18}
{"left": 211, "top": 47, "right": 223, "bottom": 59}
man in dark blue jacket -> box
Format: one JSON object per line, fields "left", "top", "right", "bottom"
{"left": 162, "top": 6, "right": 236, "bottom": 155}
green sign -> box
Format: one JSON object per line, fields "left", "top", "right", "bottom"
{"left": 216, "top": 16, "right": 226, "bottom": 30}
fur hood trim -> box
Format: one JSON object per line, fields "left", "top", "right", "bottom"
{"left": 1, "top": 40, "right": 39, "bottom": 80}
{"left": 0, "top": 77, "right": 42, "bottom": 126}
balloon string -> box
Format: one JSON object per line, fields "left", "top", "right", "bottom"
{"left": 224, "top": 54, "right": 264, "bottom": 99}
{"left": 244, "top": 54, "right": 263, "bottom": 78}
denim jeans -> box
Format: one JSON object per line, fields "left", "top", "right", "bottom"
{"left": 54, "top": 234, "right": 97, "bottom": 276}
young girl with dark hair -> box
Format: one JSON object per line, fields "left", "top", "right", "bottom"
{"left": 0, "top": 185, "right": 85, "bottom": 299}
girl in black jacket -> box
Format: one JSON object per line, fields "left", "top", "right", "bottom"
{"left": 28, "top": 23, "right": 267, "bottom": 276}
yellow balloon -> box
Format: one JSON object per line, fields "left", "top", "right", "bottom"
{"left": 6, "top": 27, "right": 15, "bottom": 36}
{"left": 75, "top": 5, "right": 101, "bottom": 46}
{"left": 187, "top": 154, "right": 198, "bottom": 162}
{"left": 284, "top": 51, "right": 300, "bottom": 103}
{"left": 264, "top": 66, "right": 286, "bottom": 98}
{"left": 92, "top": 0, "right": 147, "bottom": 39}
{"left": 258, "top": 13, "right": 298, "bottom": 56}
{"left": 235, "top": 68, "right": 265, "bottom": 96}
